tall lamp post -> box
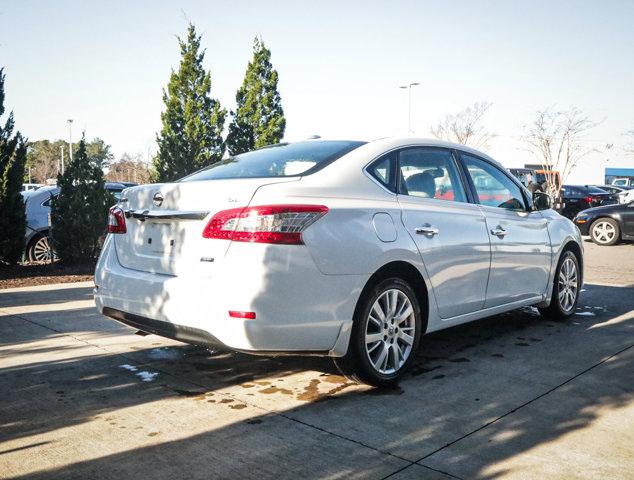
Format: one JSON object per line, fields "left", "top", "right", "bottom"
{"left": 399, "top": 82, "right": 420, "bottom": 135}
{"left": 66, "top": 119, "right": 73, "bottom": 172}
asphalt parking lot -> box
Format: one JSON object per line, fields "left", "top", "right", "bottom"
{"left": 1, "top": 240, "right": 633, "bottom": 479}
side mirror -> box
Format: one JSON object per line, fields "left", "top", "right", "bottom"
{"left": 533, "top": 191, "right": 553, "bottom": 211}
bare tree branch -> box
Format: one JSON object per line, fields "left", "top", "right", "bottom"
{"left": 624, "top": 129, "right": 634, "bottom": 156}
{"left": 521, "top": 107, "right": 598, "bottom": 196}
{"left": 430, "top": 102, "right": 496, "bottom": 150}
{"left": 105, "top": 153, "right": 151, "bottom": 184}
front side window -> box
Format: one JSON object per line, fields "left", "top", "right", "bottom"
{"left": 181, "top": 140, "right": 366, "bottom": 181}
{"left": 462, "top": 154, "right": 526, "bottom": 211}
{"left": 397, "top": 148, "right": 467, "bottom": 203}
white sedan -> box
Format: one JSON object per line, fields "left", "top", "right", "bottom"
{"left": 95, "top": 138, "right": 583, "bottom": 385}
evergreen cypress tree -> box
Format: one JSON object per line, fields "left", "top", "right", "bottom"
{"left": 226, "top": 37, "right": 286, "bottom": 156}
{"left": 51, "top": 135, "right": 112, "bottom": 264}
{"left": 0, "top": 68, "right": 27, "bottom": 264}
{"left": 154, "top": 23, "right": 226, "bottom": 182}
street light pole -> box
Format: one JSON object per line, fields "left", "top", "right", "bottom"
{"left": 66, "top": 119, "right": 73, "bottom": 171}
{"left": 399, "top": 82, "right": 420, "bottom": 135}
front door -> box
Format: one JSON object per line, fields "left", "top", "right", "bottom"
{"left": 459, "top": 154, "right": 551, "bottom": 308}
{"left": 397, "top": 147, "right": 491, "bottom": 319}
{"left": 621, "top": 204, "right": 634, "bottom": 236}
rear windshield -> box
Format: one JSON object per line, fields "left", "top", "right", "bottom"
{"left": 586, "top": 186, "right": 608, "bottom": 194}
{"left": 180, "top": 140, "right": 366, "bottom": 182}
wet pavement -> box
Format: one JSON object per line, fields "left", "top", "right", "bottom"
{"left": 0, "top": 242, "right": 633, "bottom": 479}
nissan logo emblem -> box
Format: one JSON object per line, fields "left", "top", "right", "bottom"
{"left": 152, "top": 191, "right": 164, "bottom": 207}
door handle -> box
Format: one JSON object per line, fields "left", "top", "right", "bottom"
{"left": 415, "top": 224, "right": 439, "bottom": 236}
{"left": 490, "top": 226, "right": 507, "bottom": 238}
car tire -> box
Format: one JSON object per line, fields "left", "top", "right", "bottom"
{"left": 589, "top": 218, "right": 620, "bottom": 246}
{"left": 334, "top": 277, "right": 422, "bottom": 387}
{"left": 538, "top": 250, "right": 580, "bottom": 321}
{"left": 27, "top": 234, "right": 56, "bottom": 262}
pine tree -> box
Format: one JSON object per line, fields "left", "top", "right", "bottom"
{"left": 0, "top": 68, "right": 27, "bottom": 264}
{"left": 226, "top": 37, "right": 286, "bottom": 156}
{"left": 154, "top": 23, "right": 226, "bottom": 182}
{"left": 51, "top": 135, "right": 112, "bottom": 264}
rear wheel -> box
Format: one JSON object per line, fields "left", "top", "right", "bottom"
{"left": 334, "top": 277, "right": 422, "bottom": 387}
{"left": 539, "top": 250, "right": 580, "bottom": 320}
{"left": 27, "top": 234, "right": 57, "bottom": 262}
{"left": 590, "top": 218, "right": 620, "bottom": 246}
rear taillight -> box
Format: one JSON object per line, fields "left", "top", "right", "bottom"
{"left": 583, "top": 196, "right": 593, "bottom": 204}
{"left": 202, "top": 204, "right": 328, "bottom": 245}
{"left": 108, "top": 206, "right": 127, "bottom": 234}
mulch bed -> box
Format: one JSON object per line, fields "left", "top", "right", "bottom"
{"left": 0, "top": 261, "right": 95, "bottom": 290}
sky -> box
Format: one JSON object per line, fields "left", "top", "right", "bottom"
{"left": 1, "top": 0, "right": 633, "bottom": 183}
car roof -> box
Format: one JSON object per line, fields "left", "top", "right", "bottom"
{"left": 363, "top": 137, "right": 503, "bottom": 167}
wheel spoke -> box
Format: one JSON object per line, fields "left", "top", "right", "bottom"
{"left": 366, "top": 332, "right": 384, "bottom": 345}
{"left": 367, "top": 341, "right": 381, "bottom": 354}
{"left": 371, "top": 302, "right": 386, "bottom": 322}
{"left": 373, "top": 343, "right": 388, "bottom": 370}
{"left": 395, "top": 305, "right": 413, "bottom": 325}
{"left": 399, "top": 331, "right": 414, "bottom": 346}
{"left": 389, "top": 344, "right": 399, "bottom": 370}
{"left": 389, "top": 290, "right": 398, "bottom": 316}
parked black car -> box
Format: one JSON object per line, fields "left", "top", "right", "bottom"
{"left": 560, "top": 185, "right": 619, "bottom": 219}
{"left": 574, "top": 201, "right": 634, "bottom": 245}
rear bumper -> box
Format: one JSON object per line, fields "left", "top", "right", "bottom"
{"left": 102, "top": 307, "right": 225, "bottom": 349}
{"left": 94, "top": 235, "right": 367, "bottom": 356}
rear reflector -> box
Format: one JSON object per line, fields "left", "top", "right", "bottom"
{"left": 108, "top": 206, "right": 127, "bottom": 234}
{"left": 228, "top": 311, "right": 256, "bottom": 320}
{"left": 203, "top": 204, "right": 328, "bottom": 245}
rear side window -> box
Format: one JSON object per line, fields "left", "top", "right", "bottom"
{"left": 367, "top": 151, "right": 397, "bottom": 192}
{"left": 398, "top": 148, "right": 467, "bottom": 203}
{"left": 181, "top": 140, "right": 366, "bottom": 181}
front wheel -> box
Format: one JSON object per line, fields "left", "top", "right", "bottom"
{"left": 539, "top": 250, "right": 580, "bottom": 320}
{"left": 334, "top": 278, "right": 422, "bottom": 387}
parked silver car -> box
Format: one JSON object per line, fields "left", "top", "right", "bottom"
{"left": 21, "top": 183, "right": 131, "bottom": 261}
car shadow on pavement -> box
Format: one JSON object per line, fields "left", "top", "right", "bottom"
{"left": 1, "top": 283, "right": 632, "bottom": 479}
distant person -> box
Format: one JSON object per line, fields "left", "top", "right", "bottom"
{"left": 528, "top": 180, "right": 543, "bottom": 195}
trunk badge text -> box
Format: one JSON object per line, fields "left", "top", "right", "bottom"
{"left": 153, "top": 191, "right": 164, "bottom": 207}
{"left": 200, "top": 257, "right": 215, "bottom": 263}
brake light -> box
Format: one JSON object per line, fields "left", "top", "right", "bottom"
{"left": 228, "top": 310, "right": 256, "bottom": 319}
{"left": 202, "top": 204, "right": 328, "bottom": 245}
{"left": 583, "top": 196, "right": 593, "bottom": 204}
{"left": 108, "top": 206, "right": 127, "bottom": 234}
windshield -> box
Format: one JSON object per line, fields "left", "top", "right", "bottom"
{"left": 180, "top": 140, "right": 366, "bottom": 182}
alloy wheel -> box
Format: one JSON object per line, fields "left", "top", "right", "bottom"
{"left": 32, "top": 236, "right": 57, "bottom": 262}
{"left": 365, "top": 288, "right": 415, "bottom": 375}
{"left": 592, "top": 221, "right": 616, "bottom": 244}
{"left": 557, "top": 257, "right": 578, "bottom": 313}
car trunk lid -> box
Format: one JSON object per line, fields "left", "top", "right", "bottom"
{"left": 113, "top": 178, "right": 297, "bottom": 276}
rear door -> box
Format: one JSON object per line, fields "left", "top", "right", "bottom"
{"left": 458, "top": 153, "right": 551, "bottom": 308}
{"left": 397, "top": 147, "right": 491, "bottom": 318}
